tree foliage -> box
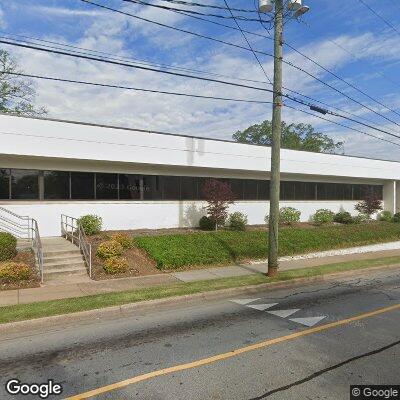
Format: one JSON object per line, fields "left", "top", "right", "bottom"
{"left": 0, "top": 49, "right": 47, "bottom": 116}
{"left": 202, "top": 179, "right": 235, "bottom": 230}
{"left": 233, "top": 120, "right": 344, "bottom": 154}
{"left": 355, "top": 190, "right": 383, "bottom": 219}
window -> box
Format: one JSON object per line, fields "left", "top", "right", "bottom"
{"left": 243, "top": 179, "right": 258, "bottom": 200}
{"left": 44, "top": 171, "right": 70, "bottom": 200}
{"left": 281, "top": 181, "right": 295, "bottom": 200}
{"left": 162, "top": 176, "right": 181, "bottom": 200}
{"left": 181, "top": 176, "right": 196, "bottom": 200}
{"left": 119, "top": 174, "right": 141, "bottom": 200}
{"left": 71, "top": 172, "right": 94, "bottom": 199}
{"left": 96, "top": 173, "right": 118, "bottom": 200}
{"left": 258, "top": 180, "right": 270, "bottom": 200}
{"left": 294, "top": 182, "right": 316, "bottom": 200}
{"left": 0, "top": 169, "right": 10, "bottom": 199}
{"left": 229, "top": 179, "right": 244, "bottom": 200}
{"left": 11, "top": 169, "right": 39, "bottom": 200}
{"left": 143, "top": 175, "right": 162, "bottom": 200}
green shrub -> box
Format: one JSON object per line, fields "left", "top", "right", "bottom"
{"left": 135, "top": 223, "right": 400, "bottom": 270}
{"left": 312, "top": 209, "right": 335, "bottom": 225}
{"left": 0, "top": 261, "right": 30, "bottom": 282}
{"left": 333, "top": 211, "right": 353, "bottom": 224}
{"left": 199, "top": 216, "right": 215, "bottom": 231}
{"left": 352, "top": 213, "right": 368, "bottom": 224}
{"left": 228, "top": 212, "right": 248, "bottom": 231}
{"left": 0, "top": 232, "right": 17, "bottom": 261}
{"left": 96, "top": 240, "right": 123, "bottom": 259}
{"left": 379, "top": 211, "right": 393, "bottom": 222}
{"left": 77, "top": 214, "right": 102, "bottom": 235}
{"left": 112, "top": 233, "right": 133, "bottom": 249}
{"left": 279, "top": 207, "right": 301, "bottom": 225}
{"left": 104, "top": 256, "right": 129, "bottom": 274}
{"left": 393, "top": 213, "right": 400, "bottom": 223}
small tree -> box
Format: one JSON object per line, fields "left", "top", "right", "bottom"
{"left": 355, "top": 190, "right": 383, "bottom": 219}
{"left": 202, "top": 179, "right": 235, "bottom": 230}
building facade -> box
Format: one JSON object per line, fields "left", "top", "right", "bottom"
{"left": 0, "top": 114, "right": 399, "bottom": 237}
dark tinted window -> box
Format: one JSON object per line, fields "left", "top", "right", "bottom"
{"left": 243, "top": 179, "right": 258, "bottom": 200}
{"left": 96, "top": 173, "right": 118, "bottom": 200}
{"left": 162, "top": 176, "right": 181, "bottom": 200}
{"left": 11, "top": 169, "right": 39, "bottom": 200}
{"left": 181, "top": 176, "right": 196, "bottom": 200}
{"left": 44, "top": 171, "right": 70, "bottom": 200}
{"left": 294, "top": 182, "right": 316, "bottom": 200}
{"left": 0, "top": 169, "right": 10, "bottom": 199}
{"left": 258, "top": 180, "right": 270, "bottom": 200}
{"left": 119, "top": 174, "right": 141, "bottom": 200}
{"left": 197, "top": 177, "right": 208, "bottom": 200}
{"left": 71, "top": 172, "right": 94, "bottom": 199}
{"left": 281, "top": 181, "right": 295, "bottom": 200}
{"left": 229, "top": 179, "right": 244, "bottom": 200}
{"left": 143, "top": 175, "right": 162, "bottom": 200}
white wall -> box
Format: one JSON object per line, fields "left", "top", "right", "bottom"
{"left": 2, "top": 200, "right": 360, "bottom": 237}
{"left": 1, "top": 114, "right": 400, "bottom": 180}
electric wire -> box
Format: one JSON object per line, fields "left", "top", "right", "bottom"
{"left": 122, "top": 0, "right": 272, "bottom": 22}
{"left": 79, "top": 0, "right": 400, "bottom": 131}
{"left": 1, "top": 31, "right": 383, "bottom": 128}
{"left": 158, "top": 0, "right": 257, "bottom": 13}
{"left": 223, "top": 0, "right": 272, "bottom": 84}
{"left": 5, "top": 68, "right": 400, "bottom": 144}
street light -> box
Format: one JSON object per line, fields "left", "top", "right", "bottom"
{"left": 258, "top": 0, "right": 310, "bottom": 277}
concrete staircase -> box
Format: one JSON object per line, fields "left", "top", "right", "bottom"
{"left": 42, "top": 237, "right": 88, "bottom": 282}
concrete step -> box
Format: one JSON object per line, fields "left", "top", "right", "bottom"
{"left": 44, "top": 260, "right": 86, "bottom": 270}
{"left": 43, "top": 248, "right": 82, "bottom": 257}
{"left": 44, "top": 254, "right": 84, "bottom": 263}
{"left": 43, "top": 267, "right": 88, "bottom": 278}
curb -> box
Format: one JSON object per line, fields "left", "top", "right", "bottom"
{"left": 1, "top": 263, "right": 399, "bottom": 335}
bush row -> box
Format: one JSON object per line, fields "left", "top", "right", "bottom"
{"left": 135, "top": 223, "right": 400, "bottom": 270}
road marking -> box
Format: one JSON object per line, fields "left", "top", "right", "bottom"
{"left": 268, "top": 309, "right": 300, "bottom": 318}
{"left": 247, "top": 303, "right": 278, "bottom": 311}
{"left": 230, "top": 298, "right": 260, "bottom": 305}
{"left": 290, "top": 316, "right": 327, "bottom": 327}
{"left": 65, "top": 303, "right": 400, "bottom": 400}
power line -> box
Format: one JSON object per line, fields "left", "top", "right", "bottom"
{"left": 357, "top": 0, "right": 400, "bottom": 36}
{"left": 6, "top": 71, "right": 274, "bottom": 105}
{"left": 81, "top": 0, "right": 400, "bottom": 131}
{"left": 285, "top": 104, "right": 400, "bottom": 148}
{"left": 223, "top": 0, "right": 272, "bottom": 84}
{"left": 6, "top": 67, "right": 400, "bottom": 143}
{"left": 158, "top": 0, "right": 257, "bottom": 13}
{"left": 1, "top": 32, "right": 383, "bottom": 129}
{"left": 123, "top": 0, "right": 271, "bottom": 22}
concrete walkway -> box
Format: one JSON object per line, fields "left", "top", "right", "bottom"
{"left": 1, "top": 249, "right": 400, "bottom": 307}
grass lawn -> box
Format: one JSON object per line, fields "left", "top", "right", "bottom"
{"left": 135, "top": 222, "right": 400, "bottom": 270}
{"left": 1, "top": 255, "right": 399, "bottom": 325}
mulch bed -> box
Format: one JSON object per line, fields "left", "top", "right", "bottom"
{"left": 0, "top": 249, "right": 41, "bottom": 291}
{"left": 87, "top": 232, "right": 160, "bottom": 281}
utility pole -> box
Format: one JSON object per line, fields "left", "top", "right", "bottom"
{"left": 267, "top": 0, "right": 283, "bottom": 277}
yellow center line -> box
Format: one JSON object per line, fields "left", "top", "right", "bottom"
{"left": 65, "top": 303, "right": 400, "bottom": 399}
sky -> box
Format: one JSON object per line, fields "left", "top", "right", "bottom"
{"left": 1, "top": 0, "right": 400, "bottom": 161}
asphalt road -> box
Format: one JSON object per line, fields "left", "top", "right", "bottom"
{"left": 1, "top": 267, "right": 400, "bottom": 400}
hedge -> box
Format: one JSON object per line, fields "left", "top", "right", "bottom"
{"left": 135, "top": 222, "right": 400, "bottom": 270}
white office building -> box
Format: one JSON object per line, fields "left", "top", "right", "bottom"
{"left": 0, "top": 113, "right": 399, "bottom": 237}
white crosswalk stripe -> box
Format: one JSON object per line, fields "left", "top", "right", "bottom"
{"left": 247, "top": 303, "right": 279, "bottom": 311}
{"left": 230, "top": 298, "right": 260, "bottom": 305}
{"left": 267, "top": 309, "right": 300, "bottom": 318}
{"left": 289, "top": 316, "right": 327, "bottom": 327}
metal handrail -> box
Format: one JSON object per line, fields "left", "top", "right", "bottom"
{"left": 0, "top": 206, "right": 44, "bottom": 283}
{"left": 61, "top": 214, "right": 92, "bottom": 278}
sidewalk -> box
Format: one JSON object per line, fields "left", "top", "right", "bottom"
{"left": 1, "top": 249, "right": 400, "bottom": 307}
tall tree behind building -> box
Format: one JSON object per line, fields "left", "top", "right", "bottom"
{"left": 233, "top": 120, "right": 344, "bottom": 154}
{"left": 0, "top": 49, "right": 47, "bottom": 116}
